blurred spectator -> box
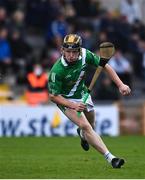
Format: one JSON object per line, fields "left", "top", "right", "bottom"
{"left": 138, "top": 40, "right": 145, "bottom": 80}
{"left": 64, "top": 1, "right": 76, "bottom": 19}
{"left": 120, "top": 0, "right": 142, "bottom": 24}
{"left": 131, "top": 19, "right": 145, "bottom": 40}
{"left": 25, "top": 0, "right": 63, "bottom": 29}
{"left": 96, "top": 31, "right": 109, "bottom": 47}
{"left": 141, "top": 50, "right": 145, "bottom": 80}
{"left": 100, "top": 10, "right": 118, "bottom": 43}
{"left": 0, "top": 6, "right": 8, "bottom": 26}
{"left": 77, "top": 25, "right": 95, "bottom": 50}
{"left": 72, "top": 0, "right": 100, "bottom": 18}
{"left": 72, "top": 0, "right": 101, "bottom": 32}
{"left": 72, "top": 0, "right": 92, "bottom": 17}
{"left": 25, "top": 0, "right": 50, "bottom": 29}
{"left": 116, "top": 15, "right": 131, "bottom": 53}
{"left": 9, "top": 29, "right": 32, "bottom": 84}
{"left": 95, "top": 73, "right": 120, "bottom": 101}
{"left": 41, "top": 46, "right": 60, "bottom": 70}
{"left": 0, "top": 26, "right": 12, "bottom": 78}
{"left": 46, "top": 9, "right": 68, "bottom": 49}
{"left": 25, "top": 64, "right": 49, "bottom": 105}
{"left": 128, "top": 32, "right": 140, "bottom": 54}
{"left": 109, "top": 49, "right": 132, "bottom": 87}
{"left": 0, "top": 0, "right": 25, "bottom": 15}
{"left": 8, "top": 9, "right": 26, "bottom": 36}
{"left": 128, "top": 32, "right": 141, "bottom": 77}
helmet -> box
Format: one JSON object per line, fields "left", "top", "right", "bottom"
{"left": 62, "top": 34, "right": 82, "bottom": 50}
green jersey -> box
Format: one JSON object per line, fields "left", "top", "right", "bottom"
{"left": 48, "top": 48, "right": 100, "bottom": 99}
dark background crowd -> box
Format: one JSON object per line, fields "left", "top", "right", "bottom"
{"left": 0, "top": 0, "right": 145, "bottom": 104}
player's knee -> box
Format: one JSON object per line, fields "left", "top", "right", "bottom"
{"left": 79, "top": 122, "right": 92, "bottom": 132}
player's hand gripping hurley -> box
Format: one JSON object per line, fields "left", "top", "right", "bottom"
{"left": 77, "top": 42, "right": 115, "bottom": 117}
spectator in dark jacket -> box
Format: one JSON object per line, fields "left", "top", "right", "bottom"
{"left": 0, "top": 26, "right": 11, "bottom": 77}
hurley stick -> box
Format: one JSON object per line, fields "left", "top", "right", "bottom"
{"left": 77, "top": 42, "right": 115, "bottom": 117}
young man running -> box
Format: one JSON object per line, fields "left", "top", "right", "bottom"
{"left": 48, "top": 34, "right": 131, "bottom": 168}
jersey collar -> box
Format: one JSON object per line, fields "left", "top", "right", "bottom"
{"left": 61, "top": 55, "right": 82, "bottom": 67}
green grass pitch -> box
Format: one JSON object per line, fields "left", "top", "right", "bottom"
{"left": 0, "top": 136, "right": 145, "bottom": 179}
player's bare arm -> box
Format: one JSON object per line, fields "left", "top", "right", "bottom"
{"left": 49, "top": 94, "right": 86, "bottom": 111}
{"left": 104, "top": 64, "right": 131, "bottom": 95}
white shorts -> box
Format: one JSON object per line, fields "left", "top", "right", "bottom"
{"left": 69, "top": 94, "right": 94, "bottom": 112}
